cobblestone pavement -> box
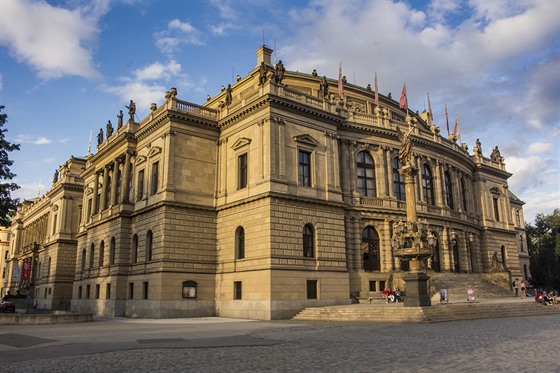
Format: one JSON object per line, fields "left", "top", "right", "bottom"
{"left": 1, "top": 315, "right": 559, "bottom": 373}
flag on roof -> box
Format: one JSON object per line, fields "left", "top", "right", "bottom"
{"left": 338, "top": 62, "right": 344, "bottom": 98}
{"left": 453, "top": 114, "right": 461, "bottom": 141}
{"left": 374, "top": 72, "right": 379, "bottom": 106}
{"left": 427, "top": 93, "right": 433, "bottom": 124}
{"left": 445, "top": 104, "right": 450, "bottom": 136}
{"left": 399, "top": 82, "right": 407, "bottom": 110}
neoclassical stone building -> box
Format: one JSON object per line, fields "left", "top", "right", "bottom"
{"left": 3, "top": 157, "right": 85, "bottom": 309}
{"left": 7, "top": 46, "right": 530, "bottom": 319}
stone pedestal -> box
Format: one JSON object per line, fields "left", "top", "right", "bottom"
{"left": 403, "top": 271, "right": 431, "bottom": 307}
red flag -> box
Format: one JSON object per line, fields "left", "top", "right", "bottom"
{"left": 453, "top": 114, "right": 460, "bottom": 141}
{"left": 445, "top": 104, "right": 450, "bottom": 136}
{"left": 338, "top": 62, "right": 343, "bottom": 98}
{"left": 427, "top": 93, "right": 433, "bottom": 124}
{"left": 399, "top": 82, "right": 407, "bottom": 110}
{"left": 374, "top": 72, "right": 379, "bottom": 106}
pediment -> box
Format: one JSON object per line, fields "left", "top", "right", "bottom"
{"left": 231, "top": 137, "right": 252, "bottom": 150}
{"left": 147, "top": 146, "right": 162, "bottom": 158}
{"left": 293, "top": 134, "right": 319, "bottom": 146}
{"left": 135, "top": 155, "right": 147, "bottom": 165}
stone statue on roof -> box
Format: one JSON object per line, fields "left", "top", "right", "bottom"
{"left": 318, "top": 76, "right": 329, "bottom": 99}
{"left": 490, "top": 146, "right": 502, "bottom": 162}
{"left": 258, "top": 62, "right": 267, "bottom": 86}
{"left": 273, "top": 60, "right": 285, "bottom": 85}
{"left": 126, "top": 100, "right": 136, "bottom": 122}
{"left": 97, "top": 128, "right": 104, "bottom": 145}
{"left": 106, "top": 120, "right": 113, "bottom": 137}
{"left": 117, "top": 110, "right": 123, "bottom": 129}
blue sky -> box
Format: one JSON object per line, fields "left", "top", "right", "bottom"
{"left": 1, "top": 0, "right": 558, "bottom": 222}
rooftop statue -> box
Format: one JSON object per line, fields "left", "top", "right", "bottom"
{"left": 258, "top": 62, "right": 267, "bottom": 86}
{"left": 273, "top": 60, "right": 285, "bottom": 85}
{"left": 318, "top": 76, "right": 329, "bottom": 99}
{"left": 97, "top": 128, "right": 104, "bottom": 146}
{"left": 106, "top": 120, "right": 113, "bottom": 137}
{"left": 490, "top": 146, "right": 502, "bottom": 162}
{"left": 474, "top": 138, "right": 482, "bottom": 156}
{"left": 117, "top": 110, "right": 123, "bottom": 129}
{"left": 126, "top": 100, "right": 136, "bottom": 122}
{"left": 225, "top": 84, "right": 233, "bottom": 106}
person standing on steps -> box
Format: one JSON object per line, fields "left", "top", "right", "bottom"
{"left": 513, "top": 278, "right": 519, "bottom": 297}
{"left": 519, "top": 279, "right": 527, "bottom": 299}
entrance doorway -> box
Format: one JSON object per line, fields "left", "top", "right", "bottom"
{"left": 362, "top": 226, "right": 380, "bottom": 271}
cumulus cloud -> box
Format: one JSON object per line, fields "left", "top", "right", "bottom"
{"left": 0, "top": 0, "right": 105, "bottom": 79}
{"left": 102, "top": 60, "right": 194, "bottom": 114}
{"left": 154, "top": 19, "right": 204, "bottom": 54}
{"left": 13, "top": 135, "right": 53, "bottom": 145}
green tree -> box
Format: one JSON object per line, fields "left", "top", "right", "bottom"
{"left": 0, "top": 105, "right": 20, "bottom": 226}
{"left": 527, "top": 209, "right": 560, "bottom": 291}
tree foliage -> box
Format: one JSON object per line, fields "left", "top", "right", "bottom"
{"left": 526, "top": 209, "right": 560, "bottom": 290}
{"left": 0, "top": 105, "right": 20, "bottom": 226}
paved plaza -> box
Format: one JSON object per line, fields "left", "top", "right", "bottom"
{"left": 1, "top": 314, "right": 559, "bottom": 372}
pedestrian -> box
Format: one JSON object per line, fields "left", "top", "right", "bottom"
{"left": 513, "top": 278, "right": 519, "bottom": 297}
{"left": 520, "top": 279, "right": 526, "bottom": 299}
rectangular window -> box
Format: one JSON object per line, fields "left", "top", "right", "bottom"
{"left": 95, "top": 284, "right": 100, "bottom": 299}
{"left": 493, "top": 197, "right": 500, "bottom": 221}
{"left": 78, "top": 286, "right": 82, "bottom": 299}
{"left": 129, "top": 282, "right": 134, "bottom": 299}
{"left": 52, "top": 214, "right": 57, "bottom": 235}
{"left": 298, "top": 150, "right": 311, "bottom": 187}
{"left": 150, "top": 162, "right": 159, "bottom": 195}
{"left": 234, "top": 281, "right": 242, "bottom": 300}
{"left": 87, "top": 198, "right": 92, "bottom": 218}
{"left": 116, "top": 170, "right": 122, "bottom": 203}
{"left": 86, "top": 285, "right": 91, "bottom": 299}
{"left": 238, "top": 153, "right": 247, "bottom": 189}
{"left": 143, "top": 282, "right": 149, "bottom": 300}
{"left": 306, "top": 280, "right": 318, "bottom": 299}
{"left": 106, "top": 283, "right": 111, "bottom": 299}
{"left": 137, "top": 169, "right": 145, "bottom": 201}
{"left": 44, "top": 288, "right": 47, "bottom": 298}
{"left": 379, "top": 280, "right": 386, "bottom": 291}
{"left": 369, "top": 281, "right": 376, "bottom": 292}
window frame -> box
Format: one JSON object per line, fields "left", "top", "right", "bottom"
{"left": 392, "top": 157, "right": 406, "bottom": 201}
{"left": 238, "top": 153, "right": 248, "bottom": 190}
{"left": 444, "top": 171, "right": 454, "bottom": 209}
{"left": 303, "top": 224, "right": 315, "bottom": 258}
{"left": 298, "top": 150, "right": 312, "bottom": 187}
{"left": 422, "top": 163, "right": 435, "bottom": 206}
{"left": 150, "top": 161, "right": 159, "bottom": 196}
{"left": 235, "top": 226, "right": 245, "bottom": 260}
{"left": 356, "top": 151, "right": 376, "bottom": 197}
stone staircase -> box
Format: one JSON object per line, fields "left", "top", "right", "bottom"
{"left": 292, "top": 301, "right": 560, "bottom": 323}
{"left": 429, "top": 272, "right": 513, "bottom": 302}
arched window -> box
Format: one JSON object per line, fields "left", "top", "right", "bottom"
{"left": 444, "top": 171, "right": 454, "bottom": 209}
{"left": 356, "top": 151, "right": 376, "bottom": 197}
{"left": 110, "top": 237, "right": 116, "bottom": 265}
{"left": 81, "top": 249, "right": 86, "bottom": 272}
{"left": 235, "top": 227, "right": 245, "bottom": 260}
{"left": 460, "top": 177, "right": 468, "bottom": 212}
{"left": 146, "top": 230, "right": 153, "bottom": 262}
{"left": 303, "top": 224, "right": 315, "bottom": 258}
{"left": 89, "top": 243, "right": 95, "bottom": 269}
{"left": 362, "top": 226, "right": 380, "bottom": 271}
{"left": 422, "top": 164, "right": 434, "bottom": 205}
{"left": 392, "top": 157, "right": 405, "bottom": 201}
{"left": 132, "top": 234, "right": 138, "bottom": 263}
{"left": 99, "top": 240, "right": 104, "bottom": 267}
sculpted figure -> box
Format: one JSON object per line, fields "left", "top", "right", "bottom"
{"left": 117, "top": 110, "right": 123, "bottom": 129}
{"left": 274, "top": 60, "right": 285, "bottom": 85}
{"left": 52, "top": 169, "right": 59, "bottom": 184}
{"left": 311, "top": 69, "right": 318, "bottom": 77}
{"left": 126, "top": 100, "right": 136, "bottom": 122}
{"left": 396, "top": 125, "right": 414, "bottom": 166}
{"left": 490, "top": 146, "right": 501, "bottom": 162}
{"left": 225, "top": 84, "right": 233, "bottom": 106}
{"left": 258, "top": 62, "right": 267, "bottom": 85}
{"left": 106, "top": 120, "right": 113, "bottom": 137}
{"left": 97, "top": 128, "right": 104, "bottom": 145}
{"left": 318, "top": 76, "right": 329, "bottom": 99}
{"left": 150, "top": 103, "right": 157, "bottom": 112}
{"left": 474, "top": 138, "right": 482, "bottom": 155}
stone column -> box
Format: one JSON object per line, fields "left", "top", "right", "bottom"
{"left": 122, "top": 152, "right": 132, "bottom": 203}
{"left": 353, "top": 216, "right": 362, "bottom": 271}
{"left": 111, "top": 160, "right": 119, "bottom": 206}
{"left": 385, "top": 149, "right": 393, "bottom": 198}
{"left": 383, "top": 219, "right": 393, "bottom": 271}
{"left": 92, "top": 173, "right": 99, "bottom": 214}
{"left": 100, "top": 167, "right": 109, "bottom": 211}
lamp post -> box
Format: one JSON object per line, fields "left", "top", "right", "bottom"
{"left": 391, "top": 121, "right": 437, "bottom": 307}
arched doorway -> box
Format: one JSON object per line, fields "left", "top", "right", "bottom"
{"left": 362, "top": 226, "right": 380, "bottom": 271}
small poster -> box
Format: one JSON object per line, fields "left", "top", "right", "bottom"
{"left": 440, "top": 289, "right": 448, "bottom": 304}
{"left": 12, "top": 264, "right": 20, "bottom": 282}
{"left": 467, "top": 288, "right": 476, "bottom": 302}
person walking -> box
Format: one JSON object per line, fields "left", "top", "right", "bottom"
{"left": 513, "top": 278, "right": 519, "bottom": 297}
{"left": 519, "top": 279, "right": 527, "bottom": 299}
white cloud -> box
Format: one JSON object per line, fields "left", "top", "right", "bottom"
{"left": 210, "top": 22, "right": 240, "bottom": 36}
{"left": 102, "top": 60, "right": 194, "bottom": 114}
{"left": 209, "top": 0, "right": 239, "bottom": 20}
{"left": 154, "top": 19, "right": 204, "bottom": 54}
{"left": 13, "top": 135, "right": 53, "bottom": 145}
{"left": 527, "top": 142, "right": 552, "bottom": 154}
{"left": 0, "top": 0, "right": 105, "bottom": 79}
